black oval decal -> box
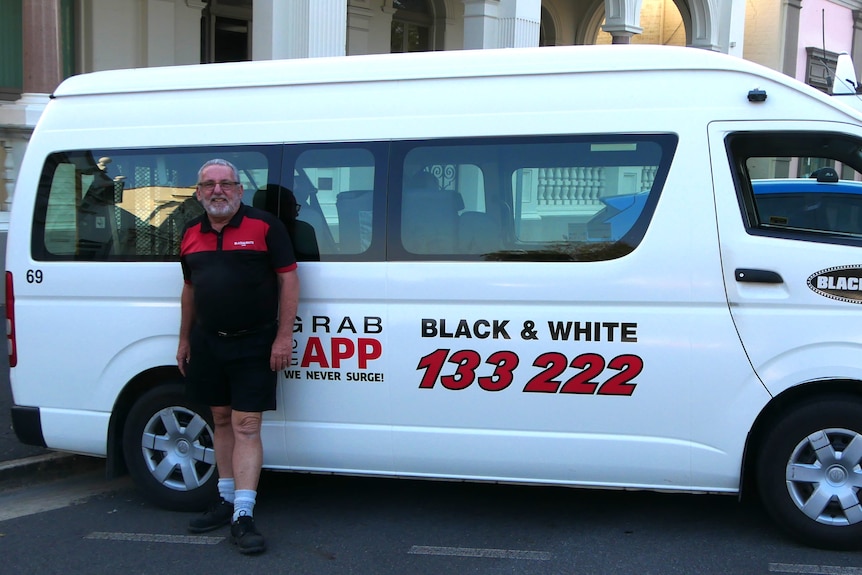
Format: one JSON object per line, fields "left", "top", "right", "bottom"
{"left": 807, "top": 265, "right": 862, "bottom": 304}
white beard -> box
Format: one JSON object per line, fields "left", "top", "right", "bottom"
{"left": 203, "top": 195, "right": 240, "bottom": 218}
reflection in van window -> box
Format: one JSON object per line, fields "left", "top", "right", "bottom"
{"left": 33, "top": 147, "right": 278, "bottom": 261}
{"left": 395, "top": 135, "right": 676, "bottom": 261}
{"left": 729, "top": 132, "right": 862, "bottom": 241}
{"left": 291, "top": 146, "right": 378, "bottom": 257}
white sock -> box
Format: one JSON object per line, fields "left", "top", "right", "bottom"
{"left": 218, "top": 478, "right": 235, "bottom": 504}
{"left": 233, "top": 489, "right": 257, "bottom": 521}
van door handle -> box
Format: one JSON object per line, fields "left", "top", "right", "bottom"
{"left": 734, "top": 268, "right": 784, "bottom": 284}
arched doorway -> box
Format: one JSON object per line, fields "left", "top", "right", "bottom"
{"left": 540, "top": 5, "right": 558, "bottom": 47}
{"left": 575, "top": 0, "right": 700, "bottom": 46}
{"left": 586, "top": 0, "right": 690, "bottom": 46}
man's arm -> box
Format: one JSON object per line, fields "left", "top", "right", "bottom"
{"left": 270, "top": 270, "right": 299, "bottom": 372}
{"left": 177, "top": 282, "right": 195, "bottom": 376}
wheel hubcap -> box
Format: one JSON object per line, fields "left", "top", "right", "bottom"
{"left": 785, "top": 428, "right": 862, "bottom": 526}
{"left": 140, "top": 406, "right": 216, "bottom": 493}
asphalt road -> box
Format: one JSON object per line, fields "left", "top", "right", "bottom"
{"left": 2, "top": 468, "right": 862, "bottom": 575}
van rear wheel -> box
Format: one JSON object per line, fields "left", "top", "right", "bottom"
{"left": 122, "top": 384, "right": 217, "bottom": 511}
{"left": 756, "top": 395, "right": 862, "bottom": 550}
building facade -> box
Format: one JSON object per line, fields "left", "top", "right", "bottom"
{"left": 1, "top": 0, "right": 861, "bottom": 236}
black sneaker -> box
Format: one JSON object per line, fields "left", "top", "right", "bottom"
{"left": 230, "top": 516, "right": 266, "bottom": 554}
{"left": 187, "top": 498, "right": 233, "bottom": 533}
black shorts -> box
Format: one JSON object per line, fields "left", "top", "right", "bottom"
{"left": 185, "top": 323, "right": 278, "bottom": 412}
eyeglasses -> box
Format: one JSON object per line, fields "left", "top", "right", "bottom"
{"left": 294, "top": 204, "right": 302, "bottom": 215}
{"left": 197, "top": 180, "right": 240, "bottom": 191}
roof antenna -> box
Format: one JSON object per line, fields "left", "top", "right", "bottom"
{"left": 822, "top": 9, "right": 833, "bottom": 91}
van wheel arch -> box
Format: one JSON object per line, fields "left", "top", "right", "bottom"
{"left": 107, "top": 367, "right": 182, "bottom": 479}
{"left": 746, "top": 385, "right": 862, "bottom": 549}
{"left": 743, "top": 380, "right": 862, "bottom": 497}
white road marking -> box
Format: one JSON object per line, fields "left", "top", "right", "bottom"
{"left": 85, "top": 531, "right": 224, "bottom": 545}
{"left": 0, "top": 472, "right": 131, "bottom": 522}
{"left": 769, "top": 563, "right": 862, "bottom": 574}
{"left": 408, "top": 545, "right": 553, "bottom": 561}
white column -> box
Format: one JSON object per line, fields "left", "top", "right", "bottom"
{"left": 254, "top": 0, "right": 347, "bottom": 60}
{"left": 253, "top": 0, "right": 282, "bottom": 60}
{"left": 2, "top": 141, "right": 14, "bottom": 212}
{"left": 347, "top": 0, "right": 374, "bottom": 56}
{"left": 176, "top": 0, "right": 206, "bottom": 65}
{"left": 602, "top": 0, "right": 643, "bottom": 44}
{"left": 375, "top": 1, "right": 396, "bottom": 54}
{"left": 497, "top": 0, "right": 540, "bottom": 48}
{"left": 145, "top": 0, "right": 175, "bottom": 67}
{"left": 462, "top": 0, "right": 499, "bottom": 50}
{"left": 719, "top": 0, "right": 745, "bottom": 56}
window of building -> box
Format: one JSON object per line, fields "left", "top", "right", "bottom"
{"left": 0, "top": 0, "right": 23, "bottom": 101}
{"left": 391, "top": 0, "right": 432, "bottom": 53}
{"left": 805, "top": 47, "right": 840, "bottom": 93}
{"left": 201, "top": 0, "right": 252, "bottom": 63}
{"left": 60, "top": 0, "right": 75, "bottom": 79}
{"left": 0, "top": 0, "right": 75, "bottom": 101}
{"left": 728, "top": 132, "right": 862, "bottom": 242}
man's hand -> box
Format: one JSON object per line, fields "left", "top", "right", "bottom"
{"left": 270, "top": 333, "right": 293, "bottom": 372}
{"left": 177, "top": 339, "right": 191, "bottom": 376}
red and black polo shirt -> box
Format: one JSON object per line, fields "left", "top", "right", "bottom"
{"left": 180, "top": 204, "right": 297, "bottom": 334}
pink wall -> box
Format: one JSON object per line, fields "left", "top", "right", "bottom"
{"left": 796, "top": 0, "right": 854, "bottom": 81}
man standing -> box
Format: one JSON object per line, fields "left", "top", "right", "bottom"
{"left": 177, "top": 159, "right": 299, "bottom": 554}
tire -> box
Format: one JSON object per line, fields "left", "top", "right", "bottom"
{"left": 122, "top": 383, "right": 218, "bottom": 511}
{"left": 756, "top": 395, "right": 862, "bottom": 550}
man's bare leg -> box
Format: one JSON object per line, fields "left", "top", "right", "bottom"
{"left": 231, "top": 410, "right": 263, "bottom": 518}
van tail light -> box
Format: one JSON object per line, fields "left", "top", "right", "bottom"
{"left": 6, "top": 271, "right": 16, "bottom": 368}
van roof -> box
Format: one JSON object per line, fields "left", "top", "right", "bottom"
{"left": 53, "top": 44, "right": 833, "bottom": 99}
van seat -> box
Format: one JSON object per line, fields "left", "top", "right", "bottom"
{"left": 336, "top": 189, "right": 374, "bottom": 253}
{"left": 458, "top": 211, "right": 503, "bottom": 254}
{"left": 402, "top": 189, "right": 463, "bottom": 254}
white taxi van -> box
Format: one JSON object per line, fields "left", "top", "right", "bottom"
{"left": 8, "top": 44, "right": 862, "bottom": 549}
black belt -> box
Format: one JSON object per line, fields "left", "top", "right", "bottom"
{"left": 208, "top": 321, "right": 277, "bottom": 338}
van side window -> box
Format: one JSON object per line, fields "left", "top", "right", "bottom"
{"left": 728, "top": 132, "right": 862, "bottom": 242}
{"left": 285, "top": 144, "right": 385, "bottom": 261}
{"left": 32, "top": 147, "right": 279, "bottom": 261}
{"left": 391, "top": 135, "right": 677, "bottom": 261}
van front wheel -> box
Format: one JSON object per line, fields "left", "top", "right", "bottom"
{"left": 756, "top": 396, "right": 862, "bottom": 550}
{"left": 122, "top": 384, "right": 217, "bottom": 511}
